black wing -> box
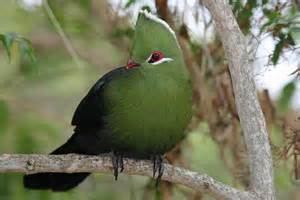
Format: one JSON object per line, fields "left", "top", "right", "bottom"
{"left": 71, "top": 67, "right": 127, "bottom": 128}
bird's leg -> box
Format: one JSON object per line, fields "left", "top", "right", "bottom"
{"left": 111, "top": 152, "right": 118, "bottom": 180}
{"left": 151, "top": 155, "right": 164, "bottom": 186}
{"left": 152, "top": 155, "right": 156, "bottom": 178}
{"left": 118, "top": 154, "right": 124, "bottom": 172}
{"left": 111, "top": 152, "right": 124, "bottom": 180}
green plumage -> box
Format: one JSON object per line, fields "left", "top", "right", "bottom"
{"left": 104, "top": 64, "right": 192, "bottom": 155}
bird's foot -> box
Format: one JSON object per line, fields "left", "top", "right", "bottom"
{"left": 151, "top": 155, "right": 164, "bottom": 186}
{"left": 111, "top": 152, "right": 124, "bottom": 180}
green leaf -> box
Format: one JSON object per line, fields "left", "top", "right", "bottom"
{"left": 261, "top": 20, "right": 274, "bottom": 33}
{"left": 263, "top": 9, "right": 281, "bottom": 21}
{"left": 237, "top": 8, "right": 252, "bottom": 33}
{"left": 286, "top": 33, "right": 295, "bottom": 46}
{"left": 189, "top": 42, "right": 201, "bottom": 55}
{"left": 0, "top": 32, "right": 36, "bottom": 63}
{"left": 272, "top": 38, "right": 284, "bottom": 65}
{"left": 125, "top": 0, "right": 137, "bottom": 8}
{"left": 247, "top": 0, "right": 257, "bottom": 9}
{"left": 141, "top": 5, "right": 152, "bottom": 12}
{"left": 278, "top": 82, "right": 296, "bottom": 112}
{"left": 290, "top": 27, "right": 300, "bottom": 44}
{"left": 260, "top": 9, "right": 282, "bottom": 34}
{"left": 19, "top": 38, "right": 36, "bottom": 62}
{"left": 231, "top": 0, "right": 243, "bottom": 13}
{"left": 0, "top": 32, "right": 18, "bottom": 61}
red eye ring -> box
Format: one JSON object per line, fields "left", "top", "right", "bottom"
{"left": 148, "top": 51, "right": 164, "bottom": 63}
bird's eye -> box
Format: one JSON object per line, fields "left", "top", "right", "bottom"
{"left": 148, "top": 51, "right": 164, "bottom": 63}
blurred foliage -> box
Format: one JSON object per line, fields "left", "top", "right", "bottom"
{"left": 0, "top": 100, "right": 9, "bottom": 131}
{"left": 0, "top": 32, "right": 36, "bottom": 62}
{"left": 231, "top": 0, "right": 300, "bottom": 65}
{"left": 278, "top": 81, "right": 296, "bottom": 112}
{"left": 125, "top": 0, "right": 137, "bottom": 8}
{"left": 0, "top": 0, "right": 299, "bottom": 200}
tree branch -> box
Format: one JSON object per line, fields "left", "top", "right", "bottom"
{"left": 0, "top": 154, "right": 255, "bottom": 200}
{"left": 201, "top": 0, "right": 275, "bottom": 199}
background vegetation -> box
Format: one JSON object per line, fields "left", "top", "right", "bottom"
{"left": 0, "top": 0, "right": 299, "bottom": 199}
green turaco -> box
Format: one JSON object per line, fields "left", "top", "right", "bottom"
{"left": 24, "top": 10, "right": 192, "bottom": 191}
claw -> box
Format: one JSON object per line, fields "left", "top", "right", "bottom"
{"left": 157, "top": 158, "right": 164, "bottom": 179}
{"left": 111, "top": 152, "right": 124, "bottom": 180}
{"left": 111, "top": 153, "right": 119, "bottom": 180}
{"left": 151, "top": 155, "right": 164, "bottom": 186}
{"left": 152, "top": 156, "right": 157, "bottom": 178}
{"left": 119, "top": 155, "right": 124, "bottom": 172}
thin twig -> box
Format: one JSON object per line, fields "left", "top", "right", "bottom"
{"left": 42, "top": 0, "right": 83, "bottom": 69}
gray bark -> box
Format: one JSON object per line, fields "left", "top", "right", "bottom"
{"left": 0, "top": 154, "right": 255, "bottom": 200}
{"left": 201, "top": 0, "right": 275, "bottom": 199}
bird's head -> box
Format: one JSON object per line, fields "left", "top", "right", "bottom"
{"left": 126, "top": 10, "right": 185, "bottom": 72}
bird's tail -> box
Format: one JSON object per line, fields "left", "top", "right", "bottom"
{"left": 23, "top": 133, "right": 90, "bottom": 191}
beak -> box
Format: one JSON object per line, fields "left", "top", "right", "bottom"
{"left": 126, "top": 59, "right": 140, "bottom": 69}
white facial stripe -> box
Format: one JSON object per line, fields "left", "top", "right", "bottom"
{"left": 150, "top": 57, "right": 174, "bottom": 65}
{"left": 146, "top": 54, "right": 152, "bottom": 63}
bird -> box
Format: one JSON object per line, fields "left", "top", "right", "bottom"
{"left": 23, "top": 10, "right": 192, "bottom": 191}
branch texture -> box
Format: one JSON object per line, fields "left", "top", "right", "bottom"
{"left": 201, "top": 0, "right": 275, "bottom": 199}
{"left": 0, "top": 154, "right": 255, "bottom": 200}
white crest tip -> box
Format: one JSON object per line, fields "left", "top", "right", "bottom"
{"left": 138, "top": 10, "right": 177, "bottom": 40}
